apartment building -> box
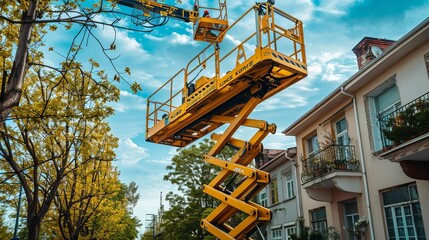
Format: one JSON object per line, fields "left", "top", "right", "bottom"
{"left": 255, "top": 148, "right": 301, "bottom": 240}
{"left": 282, "top": 18, "right": 429, "bottom": 239}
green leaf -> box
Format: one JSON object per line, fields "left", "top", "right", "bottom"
{"left": 130, "top": 82, "right": 142, "bottom": 94}
{"left": 49, "top": 25, "right": 57, "bottom": 31}
{"left": 124, "top": 67, "right": 131, "bottom": 75}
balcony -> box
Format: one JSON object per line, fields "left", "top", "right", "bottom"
{"left": 301, "top": 145, "right": 362, "bottom": 202}
{"left": 379, "top": 92, "right": 429, "bottom": 149}
{"left": 378, "top": 92, "right": 429, "bottom": 180}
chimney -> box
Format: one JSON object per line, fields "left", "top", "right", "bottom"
{"left": 352, "top": 37, "right": 395, "bottom": 70}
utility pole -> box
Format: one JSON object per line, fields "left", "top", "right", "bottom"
{"left": 158, "top": 191, "right": 164, "bottom": 235}
{"left": 145, "top": 214, "right": 156, "bottom": 240}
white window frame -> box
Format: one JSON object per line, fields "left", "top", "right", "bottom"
{"left": 343, "top": 201, "right": 359, "bottom": 240}
{"left": 285, "top": 226, "right": 296, "bottom": 240}
{"left": 259, "top": 188, "right": 268, "bottom": 207}
{"left": 367, "top": 80, "right": 401, "bottom": 151}
{"left": 335, "top": 117, "right": 349, "bottom": 145}
{"left": 272, "top": 228, "right": 282, "bottom": 240}
{"left": 285, "top": 172, "right": 294, "bottom": 199}
{"left": 307, "top": 133, "right": 319, "bottom": 156}
{"left": 383, "top": 184, "right": 425, "bottom": 240}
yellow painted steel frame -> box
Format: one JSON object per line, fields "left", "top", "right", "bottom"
{"left": 145, "top": 3, "right": 307, "bottom": 238}
{"left": 200, "top": 97, "right": 275, "bottom": 239}
{"left": 193, "top": 0, "right": 229, "bottom": 43}
{"left": 145, "top": 3, "right": 307, "bottom": 148}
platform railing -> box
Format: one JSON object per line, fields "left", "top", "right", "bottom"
{"left": 146, "top": 69, "right": 185, "bottom": 130}
{"left": 146, "top": 3, "right": 305, "bottom": 131}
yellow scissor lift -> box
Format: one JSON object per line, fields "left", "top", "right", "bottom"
{"left": 146, "top": 2, "right": 307, "bottom": 239}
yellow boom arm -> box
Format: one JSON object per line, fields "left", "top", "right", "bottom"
{"left": 116, "top": 0, "right": 229, "bottom": 43}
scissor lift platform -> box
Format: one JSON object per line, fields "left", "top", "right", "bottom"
{"left": 146, "top": 48, "right": 306, "bottom": 147}
{"left": 146, "top": 3, "right": 307, "bottom": 147}
{"left": 145, "top": 3, "right": 307, "bottom": 239}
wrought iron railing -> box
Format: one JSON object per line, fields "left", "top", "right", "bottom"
{"left": 301, "top": 145, "right": 359, "bottom": 184}
{"left": 379, "top": 92, "right": 429, "bottom": 149}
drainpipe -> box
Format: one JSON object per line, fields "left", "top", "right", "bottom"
{"left": 340, "top": 86, "right": 375, "bottom": 240}
{"left": 284, "top": 151, "right": 303, "bottom": 218}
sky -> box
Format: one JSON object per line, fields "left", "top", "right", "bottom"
{"left": 43, "top": 0, "right": 429, "bottom": 235}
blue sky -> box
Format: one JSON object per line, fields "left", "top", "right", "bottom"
{"left": 45, "top": 0, "right": 429, "bottom": 233}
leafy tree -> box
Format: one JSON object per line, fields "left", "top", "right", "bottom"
{"left": 141, "top": 229, "right": 154, "bottom": 240}
{"left": 51, "top": 159, "right": 119, "bottom": 239}
{"left": 291, "top": 217, "right": 310, "bottom": 240}
{"left": 0, "top": 0, "right": 161, "bottom": 120}
{"left": 0, "top": 65, "right": 119, "bottom": 240}
{"left": 0, "top": 207, "right": 12, "bottom": 239}
{"left": 162, "top": 139, "right": 235, "bottom": 240}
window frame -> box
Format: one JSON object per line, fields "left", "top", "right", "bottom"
{"left": 259, "top": 187, "right": 268, "bottom": 207}
{"left": 335, "top": 117, "right": 349, "bottom": 145}
{"left": 343, "top": 200, "right": 359, "bottom": 240}
{"left": 382, "top": 184, "right": 426, "bottom": 240}
{"left": 365, "top": 78, "right": 401, "bottom": 152}
{"left": 285, "top": 226, "right": 296, "bottom": 240}
{"left": 309, "top": 207, "right": 327, "bottom": 233}
{"left": 272, "top": 228, "right": 282, "bottom": 240}
{"left": 270, "top": 178, "right": 279, "bottom": 205}
{"left": 285, "top": 171, "right": 295, "bottom": 199}
{"left": 306, "top": 133, "right": 319, "bottom": 156}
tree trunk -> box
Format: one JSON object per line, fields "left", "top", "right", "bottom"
{"left": 27, "top": 215, "right": 40, "bottom": 240}
{"left": 0, "top": 0, "right": 38, "bottom": 120}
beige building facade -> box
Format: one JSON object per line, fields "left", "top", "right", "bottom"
{"left": 283, "top": 18, "right": 429, "bottom": 240}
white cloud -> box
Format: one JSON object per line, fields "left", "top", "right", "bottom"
{"left": 170, "top": 32, "right": 197, "bottom": 45}
{"left": 143, "top": 34, "right": 165, "bottom": 41}
{"left": 109, "top": 90, "right": 146, "bottom": 113}
{"left": 275, "top": 0, "right": 316, "bottom": 22}
{"left": 94, "top": 15, "right": 150, "bottom": 59}
{"left": 225, "top": 34, "right": 241, "bottom": 46}
{"left": 316, "top": 0, "right": 361, "bottom": 16}
{"left": 255, "top": 91, "right": 308, "bottom": 111}
{"left": 144, "top": 31, "right": 197, "bottom": 46}
{"left": 116, "top": 139, "right": 149, "bottom": 165}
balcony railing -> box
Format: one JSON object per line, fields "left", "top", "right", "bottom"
{"left": 379, "top": 92, "right": 429, "bottom": 149}
{"left": 301, "top": 145, "right": 359, "bottom": 183}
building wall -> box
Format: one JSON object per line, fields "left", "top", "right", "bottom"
{"left": 257, "top": 152, "right": 299, "bottom": 240}
{"left": 294, "top": 101, "right": 367, "bottom": 239}
{"left": 353, "top": 39, "right": 429, "bottom": 239}
{"left": 291, "top": 32, "right": 429, "bottom": 240}
{"left": 395, "top": 41, "right": 429, "bottom": 102}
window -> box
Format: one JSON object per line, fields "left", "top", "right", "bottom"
{"left": 336, "top": 118, "right": 349, "bottom": 145}
{"left": 272, "top": 229, "right": 282, "bottom": 240}
{"left": 344, "top": 201, "right": 359, "bottom": 240}
{"left": 307, "top": 134, "right": 319, "bottom": 156}
{"left": 270, "top": 178, "right": 279, "bottom": 205}
{"left": 285, "top": 226, "right": 296, "bottom": 240}
{"left": 310, "top": 207, "right": 327, "bottom": 233}
{"left": 374, "top": 85, "right": 401, "bottom": 117}
{"left": 383, "top": 184, "right": 426, "bottom": 240}
{"left": 335, "top": 118, "right": 352, "bottom": 161}
{"left": 285, "top": 171, "right": 295, "bottom": 199}
{"left": 259, "top": 188, "right": 268, "bottom": 207}
{"left": 367, "top": 82, "right": 401, "bottom": 151}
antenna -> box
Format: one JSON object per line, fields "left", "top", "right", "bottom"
{"left": 371, "top": 46, "right": 383, "bottom": 57}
